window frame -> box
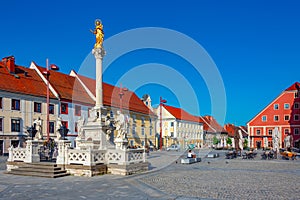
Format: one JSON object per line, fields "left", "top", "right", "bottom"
{"left": 49, "top": 104, "right": 55, "bottom": 114}
{"left": 274, "top": 115, "right": 279, "bottom": 122}
{"left": 75, "top": 105, "right": 81, "bottom": 116}
{"left": 284, "top": 103, "right": 290, "bottom": 110}
{"left": 284, "top": 115, "right": 290, "bottom": 121}
{"left": 256, "top": 130, "right": 261, "bottom": 135}
{"left": 11, "top": 118, "right": 21, "bottom": 132}
{"left": 49, "top": 121, "right": 55, "bottom": 134}
{"left": 62, "top": 121, "right": 68, "bottom": 129}
{"left": 61, "top": 103, "right": 68, "bottom": 114}
{"left": 262, "top": 116, "right": 267, "bottom": 122}
{"left": 294, "top": 128, "right": 299, "bottom": 135}
{"left": 268, "top": 129, "right": 273, "bottom": 136}
{"left": 11, "top": 99, "right": 20, "bottom": 111}
{"left": 294, "top": 103, "right": 299, "bottom": 109}
{"left": 274, "top": 104, "right": 279, "bottom": 110}
{"left": 294, "top": 114, "right": 299, "bottom": 121}
{"left": 34, "top": 102, "right": 42, "bottom": 113}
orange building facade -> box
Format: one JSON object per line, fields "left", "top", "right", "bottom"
{"left": 247, "top": 82, "right": 300, "bottom": 149}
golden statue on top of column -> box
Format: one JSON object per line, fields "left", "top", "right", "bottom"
{"left": 91, "top": 19, "right": 104, "bottom": 49}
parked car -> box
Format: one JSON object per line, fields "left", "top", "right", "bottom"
{"left": 166, "top": 144, "right": 180, "bottom": 151}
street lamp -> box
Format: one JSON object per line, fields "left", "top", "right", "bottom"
{"left": 159, "top": 97, "right": 167, "bottom": 150}
{"left": 43, "top": 58, "right": 59, "bottom": 142}
{"left": 119, "top": 83, "right": 128, "bottom": 113}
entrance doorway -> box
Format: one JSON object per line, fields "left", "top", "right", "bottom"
{"left": 256, "top": 141, "right": 261, "bottom": 149}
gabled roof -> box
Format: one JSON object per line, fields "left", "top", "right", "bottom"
{"left": 0, "top": 61, "right": 56, "bottom": 98}
{"left": 247, "top": 81, "right": 299, "bottom": 125}
{"left": 224, "top": 124, "right": 248, "bottom": 137}
{"left": 285, "top": 82, "right": 300, "bottom": 91}
{"left": 34, "top": 64, "right": 94, "bottom": 105}
{"left": 162, "top": 104, "right": 200, "bottom": 123}
{"left": 75, "top": 73, "right": 155, "bottom": 116}
{"left": 199, "top": 115, "right": 226, "bottom": 133}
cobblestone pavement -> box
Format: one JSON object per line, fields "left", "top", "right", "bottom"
{"left": 0, "top": 149, "right": 299, "bottom": 200}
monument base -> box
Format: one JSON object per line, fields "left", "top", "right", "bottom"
{"left": 107, "top": 162, "right": 149, "bottom": 175}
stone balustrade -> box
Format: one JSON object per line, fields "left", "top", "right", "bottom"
{"left": 8, "top": 147, "right": 27, "bottom": 162}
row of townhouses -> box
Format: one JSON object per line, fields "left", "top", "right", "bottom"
{"left": 0, "top": 56, "right": 239, "bottom": 155}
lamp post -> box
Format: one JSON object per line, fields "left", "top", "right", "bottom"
{"left": 159, "top": 97, "right": 167, "bottom": 150}
{"left": 43, "top": 59, "right": 59, "bottom": 142}
{"left": 119, "top": 83, "right": 128, "bottom": 113}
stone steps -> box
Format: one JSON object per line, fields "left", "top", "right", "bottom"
{"left": 7, "top": 162, "right": 70, "bottom": 178}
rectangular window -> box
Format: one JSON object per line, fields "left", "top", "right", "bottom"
{"left": 170, "top": 122, "right": 174, "bottom": 127}
{"left": 274, "top": 104, "right": 279, "bottom": 110}
{"left": 295, "top": 92, "right": 299, "bottom": 98}
{"left": 0, "top": 97, "right": 2, "bottom": 109}
{"left": 149, "top": 127, "right": 152, "bottom": 136}
{"left": 294, "top": 128, "right": 299, "bottom": 135}
{"left": 170, "top": 132, "right": 174, "bottom": 137}
{"left": 132, "top": 125, "right": 136, "bottom": 135}
{"left": 62, "top": 121, "right": 68, "bottom": 129}
{"left": 11, "top": 119, "right": 21, "bottom": 132}
{"left": 141, "top": 141, "right": 145, "bottom": 147}
{"left": 294, "top": 114, "right": 299, "bottom": 121}
{"left": 268, "top": 129, "right": 273, "bottom": 135}
{"left": 49, "top": 104, "right": 54, "bottom": 114}
{"left": 141, "top": 117, "right": 145, "bottom": 125}
{"left": 274, "top": 115, "right": 279, "bottom": 121}
{"left": 141, "top": 127, "right": 145, "bottom": 136}
{"left": 256, "top": 130, "right": 261, "bottom": 135}
{"left": 61, "top": 103, "right": 68, "bottom": 114}
{"left": 75, "top": 105, "right": 81, "bottom": 116}
{"left": 0, "top": 118, "right": 3, "bottom": 132}
{"left": 284, "top": 103, "right": 290, "bottom": 109}
{"left": 284, "top": 115, "right": 290, "bottom": 121}
{"left": 75, "top": 122, "right": 78, "bottom": 132}
{"left": 294, "top": 103, "right": 299, "bottom": 109}
{"left": 262, "top": 116, "right": 267, "bottom": 122}
{"left": 11, "top": 99, "right": 20, "bottom": 110}
{"left": 34, "top": 102, "right": 42, "bottom": 113}
{"left": 49, "top": 121, "right": 55, "bottom": 133}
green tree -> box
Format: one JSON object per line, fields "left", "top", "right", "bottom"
{"left": 243, "top": 138, "right": 248, "bottom": 148}
{"left": 226, "top": 137, "right": 232, "bottom": 145}
{"left": 213, "top": 136, "right": 219, "bottom": 145}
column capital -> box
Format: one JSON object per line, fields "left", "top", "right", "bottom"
{"left": 92, "top": 47, "right": 106, "bottom": 60}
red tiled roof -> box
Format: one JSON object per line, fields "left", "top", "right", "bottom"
{"left": 163, "top": 104, "right": 199, "bottom": 123}
{"left": 76, "top": 74, "right": 155, "bottom": 116}
{"left": 0, "top": 61, "right": 56, "bottom": 98}
{"left": 285, "top": 82, "right": 300, "bottom": 91}
{"left": 200, "top": 115, "right": 225, "bottom": 133}
{"left": 35, "top": 65, "right": 94, "bottom": 105}
{"left": 224, "top": 124, "right": 248, "bottom": 137}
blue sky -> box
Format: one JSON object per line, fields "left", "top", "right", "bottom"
{"left": 1, "top": 0, "right": 300, "bottom": 126}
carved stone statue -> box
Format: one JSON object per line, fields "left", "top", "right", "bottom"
{"left": 91, "top": 19, "right": 104, "bottom": 49}
{"left": 76, "top": 116, "right": 85, "bottom": 140}
{"left": 272, "top": 127, "right": 280, "bottom": 152}
{"left": 284, "top": 134, "right": 292, "bottom": 149}
{"left": 114, "top": 110, "right": 127, "bottom": 140}
{"left": 55, "top": 116, "right": 63, "bottom": 141}
{"left": 33, "top": 117, "right": 42, "bottom": 140}
{"left": 234, "top": 128, "right": 243, "bottom": 155}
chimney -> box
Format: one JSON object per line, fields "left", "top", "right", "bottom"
{"left": 2, "top": 56, "right": 15, "bottom": 73}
